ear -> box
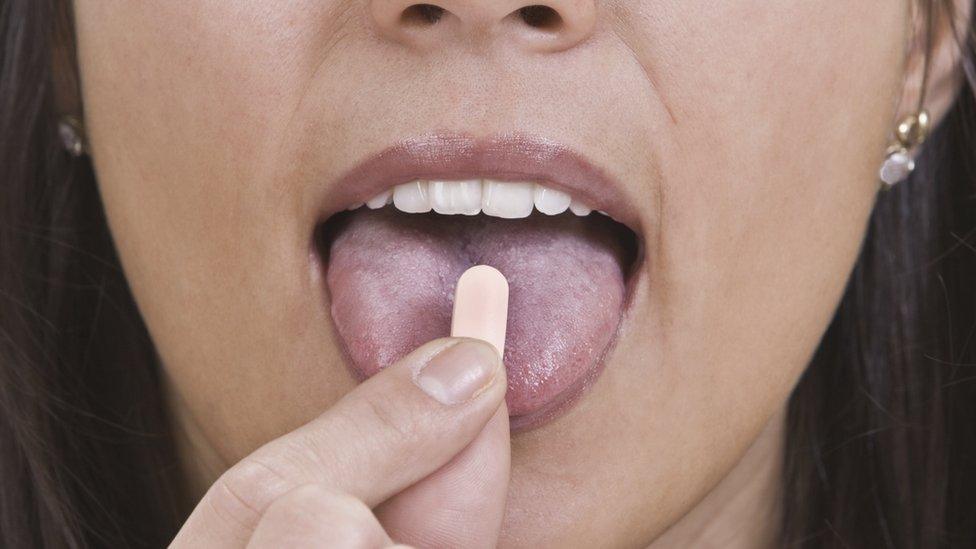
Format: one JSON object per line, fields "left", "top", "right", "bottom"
{"left": 896, "top": 0, "right": 973, "bottom": 128}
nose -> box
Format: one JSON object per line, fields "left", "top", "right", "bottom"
{"left": 369, "top": 0, "right": 597, "bottom": 53}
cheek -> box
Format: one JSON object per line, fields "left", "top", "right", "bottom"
{"left": 73, "top": 2, "right": 354, "bottom": 459}
{"left": 527, "top": 2, "right": 907, "bottom": 540}
{"left": 644, "top": 0, "right": 905, "bottom": 393}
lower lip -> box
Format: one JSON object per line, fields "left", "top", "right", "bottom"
{"left": 507, "top": 351, "right": 608, "bottom": 432}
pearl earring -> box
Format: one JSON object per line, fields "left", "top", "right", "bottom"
{"left": 58, "top": 115, "right": 86, "bottom": 157}
{"left": 879, "top": 109, "right": 929, "bottom": 189}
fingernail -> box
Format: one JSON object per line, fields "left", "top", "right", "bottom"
{"left": 414, "top": 339, "right": 501, "bottom": 405}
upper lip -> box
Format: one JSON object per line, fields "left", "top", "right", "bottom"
{"left": 317, "top": 132, "right": 641, "bottom": 230}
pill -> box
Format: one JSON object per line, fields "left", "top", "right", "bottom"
{"left": 451, "top": 265, "right": 509, "bottom": 357}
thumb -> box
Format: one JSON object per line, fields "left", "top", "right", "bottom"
{"left": 172, "top": 336, "right": 506, "bottom": 548}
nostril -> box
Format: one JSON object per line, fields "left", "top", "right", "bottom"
{"left": 517, "top": 5, "right": 562, "bottom": 30}
{"left": 376, "top": 0, "right": 593, "bottom": 52}
{"left": 400, "top": 3, "right": 446, "bottom": 26}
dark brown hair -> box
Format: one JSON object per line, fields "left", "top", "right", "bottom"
{"left": 0, "top": 1, "right": 182, "bottom": 547}
{"left": 1, "top": 1, "right": 975, "bottom": 547}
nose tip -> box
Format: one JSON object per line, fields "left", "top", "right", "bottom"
{"left": 369, "top": 0, "right": 597, "bottom": 53}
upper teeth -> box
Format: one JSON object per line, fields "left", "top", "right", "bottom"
{"left": 347, "top": 179, "right": 599, "bottom": 219}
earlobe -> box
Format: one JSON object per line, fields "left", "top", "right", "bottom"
{"left": 878, "top": 1, "right": 971, "bottom": 189}
{"left": 51, "top": 3, "right": 88, "bottom": 156}
{"left": 895, "top": 0, "right": 973, "bottom": 130}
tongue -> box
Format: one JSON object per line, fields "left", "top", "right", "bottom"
{"left": 325, "top": 208, "right": 629, "bottom": 419}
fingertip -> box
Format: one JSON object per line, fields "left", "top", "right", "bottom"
{"left": 413, "top": 338, "right": 504, "bottom": 406}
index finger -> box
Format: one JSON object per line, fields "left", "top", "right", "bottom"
{"left": 171, "top": 337, "right": 506, "bottom": 548}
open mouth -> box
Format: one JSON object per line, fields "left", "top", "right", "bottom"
{"left": 313, "top": 134, "right": 642, "bottom": 431}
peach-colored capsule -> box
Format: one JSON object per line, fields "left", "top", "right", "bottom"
{"left": 451, "top": 265, "right": 509, "bottom": 357}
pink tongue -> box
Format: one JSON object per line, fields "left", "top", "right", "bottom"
{"left": 325, "top": 208, "right": 629, "bottom": 418}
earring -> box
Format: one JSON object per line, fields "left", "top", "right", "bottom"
{"left": 58, "top": 115, "right": 86, "bottom": 157}
{"left": 879, "top": 109, "right": 930, "bottom": 189}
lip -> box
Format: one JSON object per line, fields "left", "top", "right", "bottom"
{"left": 315, "top": 132, "right": 644, "bottom": 432}
{"left": 316, "top": 132, "right": 642, "bottom": 233}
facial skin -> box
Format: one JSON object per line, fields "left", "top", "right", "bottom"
{"left": 70, "top": 1, "right": 967, "bottom": 547}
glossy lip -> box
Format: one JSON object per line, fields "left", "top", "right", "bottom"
{"left": 317, "top": 132, "right": 643, "bottom": 234}
{"left": 316, "top": 132, "right": 645, "bottom": 433}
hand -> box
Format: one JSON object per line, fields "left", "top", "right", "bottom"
{"left": 170, "top": 337, "right": 510, "bottom": 548}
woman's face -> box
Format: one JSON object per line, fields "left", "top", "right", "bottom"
{"left": 74, "top": 1, "right": 916, "bottom": 545}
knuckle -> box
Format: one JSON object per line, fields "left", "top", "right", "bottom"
{"left": 355, "top": 390, "right": 422, "bottom": 445}
{"left": 207, "top": 458, "right": 290, "bottom": 531}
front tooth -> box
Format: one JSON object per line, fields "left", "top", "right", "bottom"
{"left": 533, "top": 184, "right": 571, "bottom": 215}
{"left": 569, "top": 199, "right": 592, "bottom": 216}
{"left": 366, "top": 189, "right": 392, "bottom": 209}
{"left": 346, "top": 202, "right": 364, "bottom": 211}
{"left": 393, "top": 180, "right": 431, "bottom": 213}
{"left": 430, "top": 180, "right": 482, "bottom": 215}
{"left": 482, "top": 180, "right": 535, "bottom": 219}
